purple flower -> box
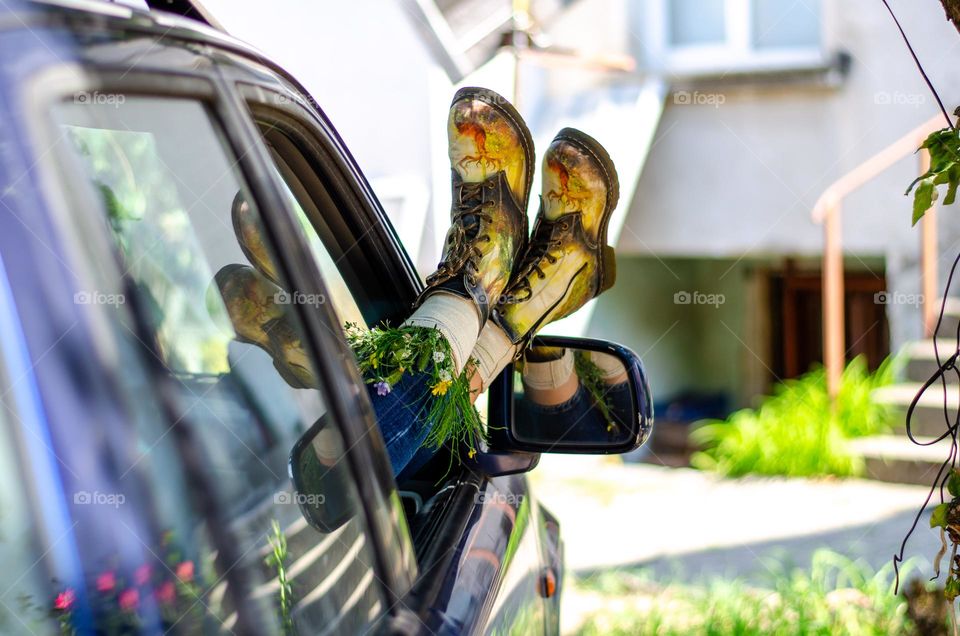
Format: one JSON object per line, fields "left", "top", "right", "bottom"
{"left": 375, "top": 381, "right": 391, "bottom": 396}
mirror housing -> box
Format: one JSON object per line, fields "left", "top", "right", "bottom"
{"left": 487, "top": 335, "right": 653, "bottom": 455}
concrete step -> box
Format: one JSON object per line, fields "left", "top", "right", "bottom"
{"left": 873, "top": 383, "right": 958, "bottom": 438}
{"left": 903, "top": 339, "right": 960, "bottom": 384}
{"left": 934, "top": 297, "right": 960, "bottom": 340}
{"left": 850, "top": 435, "right": 950, "bottom": 486}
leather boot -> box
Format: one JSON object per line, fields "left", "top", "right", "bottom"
{"left": 493, "top": 127, "right": 619, "bottom": 347}
{"left": 419, "top": 87, "right": 535, "bottom": 327}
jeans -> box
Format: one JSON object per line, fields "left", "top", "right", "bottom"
{"left": 517, "top": 381, "right": 633, "bottom": 444}
{"left": 371, "top": 370, "right": 633, "bottom": 477}
{"left": 367, "top": 371, "right": 437, "bottom": 478}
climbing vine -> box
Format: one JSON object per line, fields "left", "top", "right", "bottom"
{"left": 889, "top": 2, "right": 960, "bottom": 630}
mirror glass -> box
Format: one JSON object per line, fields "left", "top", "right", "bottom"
{"left": 512, "top": 344, "right": 639, "bottom": 449}
{"left": 289, "top": 416, "right": 357, "bottom": 532}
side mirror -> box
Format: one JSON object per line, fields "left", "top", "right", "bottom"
{"left": 489, "top": 335, "right": 653, "bottom": 455}
{"left": 289, "top": 416, "right": 356, "bottom": 532}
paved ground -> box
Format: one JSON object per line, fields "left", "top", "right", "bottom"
{"left": 528, "top": 455, "right": 943, "bottom": 634}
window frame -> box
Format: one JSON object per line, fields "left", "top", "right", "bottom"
{"left": 221, "top": 78, "right": 421, "bottom": 596}
{"left": 16, "top": 64, "right": 278, "bottom": 633}
{"left": 20, "top": 60, "right": 411, "bottom": 627}
{"left": 646, "top": 0, "right": 826, "bottom": 76}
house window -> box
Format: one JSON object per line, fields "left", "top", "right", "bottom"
{"left": 669, "top": 0, "right": 726, "bottom": 47}
{"left": 655, "top": 0, "right": 823, "bottom": 75}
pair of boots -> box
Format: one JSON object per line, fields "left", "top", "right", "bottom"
{"left": 406, "top": 87, "right": 619, "bottom": 388}
{"left": 214, "top": 87, "right": 620, "bottom": 458}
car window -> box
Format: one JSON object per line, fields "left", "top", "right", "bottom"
{"left": 271, "top": 148, "right": 365, "bottom": 327}
{"left": 0, "top": 381, "right": 59, "bottom": 635}
{"left": 50, "top": 95, "right": 388, "bottom": 634}
{"left": 249, "top": 110, "right": 414, "bottom": 329}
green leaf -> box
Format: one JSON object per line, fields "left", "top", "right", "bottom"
{"left": 912, "top": 178, "right": 936, "bottom": 225}
{"left": 931, "top": 502, "right": 949, "bottom": 528}
{"left": 949, "top": 471, "right": 960, "bottom": 498}
{"left": 946, "top": 165, "right": 960, "bottom": 206}
{"left": 946, "top": 577, "right": 960, "bottom": 601}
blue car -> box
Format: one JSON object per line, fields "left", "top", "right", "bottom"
{"left": 0, "top": 1, "right": 652, "bottom": 633}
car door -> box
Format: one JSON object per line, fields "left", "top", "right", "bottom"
{"left": 210, "top": 50, "right": 554, "bottom": 635}
{"left": 0, "top": 20, "right": 419, "bottom": 632}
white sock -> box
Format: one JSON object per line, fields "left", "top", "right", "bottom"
{"left": 589, "top": 350, "right": 627, "bottom": 382}
{"left": 522, "top": 349, "right": 575, "bottom": 390}
{"left": 473, "top": 322, "right": 518, "bottom": 389}
{"left": 404, "top": 292, "right": 480, "bottom": 375}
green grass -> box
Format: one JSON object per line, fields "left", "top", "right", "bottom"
{"left": 691, "top": 356, "right": 897, "bottom": 478}
{"left": 575, "top": 550, "right": 927, "bottom": 636}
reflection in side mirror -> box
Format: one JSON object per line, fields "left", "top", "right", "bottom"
{"left": 508, "top": 336, "right": 653, "bottom": 454}
{"left": 289, "top": 416, "right": 356, "bottom": 532}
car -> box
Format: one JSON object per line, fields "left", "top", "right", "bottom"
{"left": 0, "top": 1, "right": 653, "bottom": 633}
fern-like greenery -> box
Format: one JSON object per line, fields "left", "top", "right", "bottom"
{"left": 691, "top": 356, "right": 897, "bottom": 478}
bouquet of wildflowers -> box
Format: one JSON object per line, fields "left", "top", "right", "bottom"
{"left": 344, "top": 323, "right": 484, "bottom": 459}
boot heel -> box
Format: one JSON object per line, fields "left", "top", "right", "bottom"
{"left": 598, "top": 245, "right": 617, "bottom": 295}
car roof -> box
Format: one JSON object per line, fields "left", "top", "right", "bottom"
{"left": 0, "top": 0, "right": 328, "bottom": 117}
{"left": 1, "top": 0, "right": 266, "bottom": 64}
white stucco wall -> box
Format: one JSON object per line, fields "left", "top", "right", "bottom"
{"left": 620, "top": 0, "right": 960, "bottom": 258}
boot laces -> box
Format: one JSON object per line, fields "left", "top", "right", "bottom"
{"left": 508, "top": 218, "right": 569, "bottom": 302}
{"left": 426, "top": 180, "right": 496, "bottom": 287}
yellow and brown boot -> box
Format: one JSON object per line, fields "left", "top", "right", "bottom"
{"left": 214, "top": 264, "right": 318, "bottom": 390}
{"left": 493, "top": 127, "right": 619, "bottom": 347}
{"left": 417, "top": 87, "right": 535, "bottom": 327}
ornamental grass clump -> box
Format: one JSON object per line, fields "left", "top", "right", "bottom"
{"left": 691, "top": 356, "right": 896, "bottom": 478}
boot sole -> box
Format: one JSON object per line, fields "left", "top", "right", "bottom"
{"left": 452, "top": 86, "right": 536, "bottom": 215}
{"left": 552, "top": 127, "right": 620, "bottom": 297}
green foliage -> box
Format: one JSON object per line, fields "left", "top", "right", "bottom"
{"left": 691, "top": 356, "right": 897, "bottom": 478}
{"left": 265, "top": 520, "right": 294, "bottom": 635}
{"left": 930, "top": 503, "right": 949, "bottom": 529}
{"left": 907, "top": 127, "right": 960, "bottom": 225}
{"left": 573, "top": 352, "right": 617, "bottom": 432}
{"left": 576, "top": 550, "right": 925, "bottom": 636}
{"left": 345, "top": 323, "right": 484, "bottom": 457}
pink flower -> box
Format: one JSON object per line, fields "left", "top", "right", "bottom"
{"left": 175, "top": 561, "right": 194, "bottom": 583}
{"left": 155, "top": 581, "right": 175, "bottom": 606}
{"left": 134, "top": 564, "right": 152, "bottom": 586}
{"left": 118, "top": 588, "right": 139, "bottom": 612}
{"left": 95, "top": 571, "right": 116, "bottom": 593}
{"left": 54, "top": 589, "right": 75, "bottom": 611}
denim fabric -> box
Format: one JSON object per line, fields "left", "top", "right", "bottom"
{"left": 367, "top": 371, "right": 436, "bottom": 476}
{"left": 518, "top": 381, "right": 632, "bottom": 443}
{"left": 372, "top": 373, "right": 633, "bottom": 477}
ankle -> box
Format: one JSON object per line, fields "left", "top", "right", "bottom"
{"left": 473, "top": 322, "right": 518, "bottom": 389}
{"left": 404, "top": 292, "right": 481, "bottom": 374}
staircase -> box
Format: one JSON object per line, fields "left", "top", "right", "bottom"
{"left": 852, "top": 300, "right": 960, "bottom": 486}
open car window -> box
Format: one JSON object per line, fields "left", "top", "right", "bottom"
{"left": 50, "top": 95, "right": 389, "bottom": 634}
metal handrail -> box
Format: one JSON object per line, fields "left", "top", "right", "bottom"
{"left": 811, "top": 115, "right": 943, "bottom": 397}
